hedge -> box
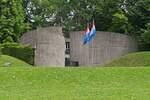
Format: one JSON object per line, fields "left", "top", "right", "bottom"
{"left": 0, "top": 45, "right": 1, "bottom": 56}
{"left": 0, "top": 43, "right": 34, "bottom": 65}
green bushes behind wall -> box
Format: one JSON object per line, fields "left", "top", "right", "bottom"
{"left": 0, "top": 43, "right": 34, "bottom": 65}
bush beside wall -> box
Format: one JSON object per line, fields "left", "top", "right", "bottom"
{"left": 0, "top": 45, "right": 2, "bottom": 56}
{"left": 0, "top": 43, "right": 34, "bottom": 65}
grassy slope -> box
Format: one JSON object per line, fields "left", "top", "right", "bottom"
{"left": 0, "top": 55, "right": 31, "bottom": 67}
{"left": 0, "top": 67, "right": 150, "bottom": 100}
{"left": 104, "top": 52, "right": 150, "bottom": 67}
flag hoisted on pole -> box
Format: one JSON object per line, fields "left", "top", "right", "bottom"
{"left": 88, "top": 20, "right": 96, "bottom": 43}
{"left": 83, "top": 21, "right": 96, "bottom": 45}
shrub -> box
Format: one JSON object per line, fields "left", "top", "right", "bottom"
{"left": 0, "top": 44, "right": 2, "bottom": 56}
{"left": 0, "top": 43, "right": 34, "bottom": 65}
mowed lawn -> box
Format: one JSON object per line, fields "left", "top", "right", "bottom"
{"left": 0, "top": 67, "right": 150, "bottom": 100}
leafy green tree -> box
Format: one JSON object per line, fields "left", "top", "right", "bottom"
{"left": 108, "top": 12, "right": 133, "bottom": 34}
{"left": 0, "top": 0, "right": 30, "bottom": 43}
{"left": 141, "top": 22, "right": 150, "bottom": 44}
{"left": 24, "top": 0, "right": 150, "bottom": 47}
{"left": 123, "top": 0, "right": 150, "bottom": 49}
{"left": 24, "top": 0, "right": 64, "bottom": 28}
{"left": 124, "top": 0, "right": 150, "bottom": 34}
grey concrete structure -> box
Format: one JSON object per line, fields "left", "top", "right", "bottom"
{"left": 70, "top": 31, "right": 138, "bottom": 66}
{"left": 20, "top": 27, "right": 65, "bottom": 67}
{"left": 20, "top": 27, "right": 138, "bottom": 67}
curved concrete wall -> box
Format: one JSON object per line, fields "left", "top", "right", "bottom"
{"left": 20, "top": 27, "right": 65, "bottom": 67}
{"left": 70, "top": 31, "right": 138, "bottom": 66}
{"left": 20, "top": 28, "right": 138, "bottom": 67}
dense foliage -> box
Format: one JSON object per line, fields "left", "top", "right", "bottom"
{"left": 23, "top": 0, "right": 150, "bottom": 49}
{"left": 0, "top": 0, "right": 150, "bottom": 49}
{"left": 0, "top": 45, "right": 1, "bottom": 56}
{"left": 0, "top": 0, "right": 30, "bottom": 43}
{"left": 0, "top": 43, "right": 34, "bottom": 65}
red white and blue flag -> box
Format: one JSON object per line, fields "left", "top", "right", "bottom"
{"left": 83, "top": 25, "right": 90, "bottom": 45}
{"left": 83, "top": 21, "right": 96, "bottom": 45}
{"left": 89, "top": 22, "right": 96, "bottom": 42}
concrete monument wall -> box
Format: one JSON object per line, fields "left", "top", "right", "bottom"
{"left": 20, "top": 27, "right": 65, "bottom": 67}
{"left": 70, "top": 31, "right": 138, "bottom": 66}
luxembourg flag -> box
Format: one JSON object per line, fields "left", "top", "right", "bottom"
{"left": 88, "top": 22, "right": 96, "bottom": 42}
{"left": 83, "top": 26, "right": 90, "bottom": 45}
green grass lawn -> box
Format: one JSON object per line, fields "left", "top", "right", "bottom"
{"left": 0, "top": 55, "right": 32, "bottom": 67}
{"left": 0, "top": 52, "right": 150, "bottom": 100}
{"left": 0, "top": 67, "right": 150, "bottom": 100}
{"left": 104, "top": 52, "right": 150, "bottom": 67}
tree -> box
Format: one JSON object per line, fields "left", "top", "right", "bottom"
{"left": 24, "top": 0, "right": 150, "bottom": 42}
{"left": 0, "top": 0, "right": 30, "bottom": 43}
{"left": 108, "top": 12, "right": 133, "bottom": 34}
{"left": 141, "top": 22, "right": 150, "bottom": 44}
{"left": 24, "top": 0, "right": 64, "bottom": 28}
{"left": 124, "top": 0, "right": 150, "bottom": 35}
{"left": 123, "top": 0, "right": 150, "bottom": 49}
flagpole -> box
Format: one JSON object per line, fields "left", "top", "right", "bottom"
{"left": 90, "top": 36, "right": 94, "bottom": 65}
{"left": 87, "top": 22, "right": 90, "bottom": 65}
{"left": 83, "top": 20, "right": 96, "bottom": 65}
{"left": 90, "top": 20, "right": 95, "bottom": 66}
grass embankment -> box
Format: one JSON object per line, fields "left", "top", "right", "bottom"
{"left": 0, "top": 67, "right": 150, "bottom": 100}
{"left": 104, "top": 52, "right": 150, "bottom": 67}
{"left": 0, "top": 55, "right": 32, "bottom": 67}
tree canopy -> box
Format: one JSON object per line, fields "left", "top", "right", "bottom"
{"left": 0, "top": 0, "right": 150, "bottom": 49}
{"left": 0, "top": 0, "right": 30, "bottom": 43}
